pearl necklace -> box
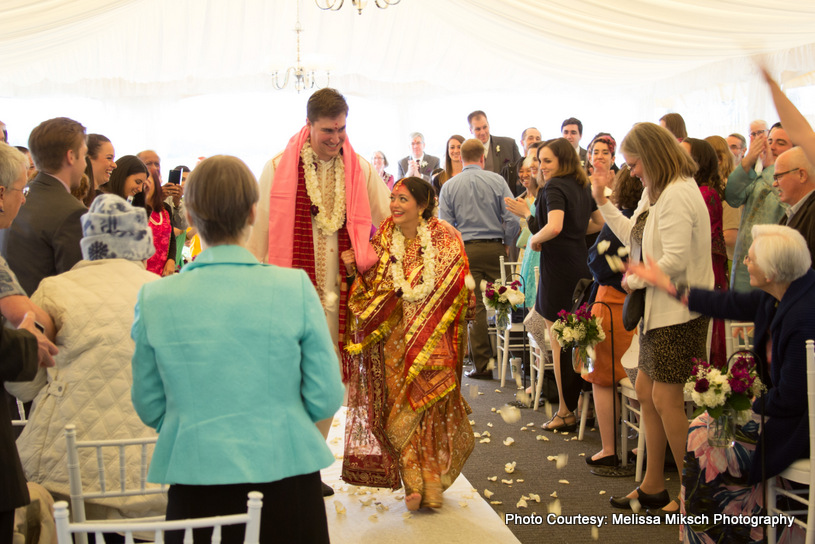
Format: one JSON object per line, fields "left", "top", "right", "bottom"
{"left": 149, "top": 209, "right": 163, "bottom": 226}
{"left": 389, "top": 219, "right": 436, "bottom": 302}
{"left": 300, "top": 141, "right": 346, "bottom": 235}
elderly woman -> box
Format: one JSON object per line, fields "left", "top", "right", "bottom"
{"left": 592, "top": 123, "right": 713, "bottom": 515}
{"left": 342, "top": 177, "right": 474, "bottom": 511}
{"left": 6, "top": 193, "right": 164, "bottom": 522}
{"left": 630, "top": 224, "right": 815, "bottom": 541}
{"left": 0, "top": 143, "right": 57, "bottom": 543}
{"left": 131, "top": 155, "right": 344, "bottom": 544}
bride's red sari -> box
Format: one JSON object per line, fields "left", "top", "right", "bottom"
{"left": 342, "top": 216, "right": 474, "bottom": 506}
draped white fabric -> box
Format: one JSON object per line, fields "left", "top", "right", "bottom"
{"left": 1, "top": 0, "right": 814, "bottom": 175}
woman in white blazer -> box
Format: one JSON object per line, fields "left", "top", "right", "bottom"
{"left": 591, "top": 123, "right": 713, "bottom": 517}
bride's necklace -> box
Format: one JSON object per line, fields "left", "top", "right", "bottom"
{"left": 389, "top": 219, "right": 436, "bottom": 302}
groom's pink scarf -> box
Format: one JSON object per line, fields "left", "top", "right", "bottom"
{"left": 267, "top": 125, "right": 378, "bottom": 272}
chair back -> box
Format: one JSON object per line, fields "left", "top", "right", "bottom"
{"left": 725, "top": 321, "right": 754, "bottom": 357}
{"left": 64, "top": 424, "right": 168, "bottom": 543}
{"left": 12, "top": 398, "right": 27, "bottom": 427}
{"left": 54, "top": 491, "right": 263, "bottom": 544}
{"left": 499, "top": 255, "right": 524, "bottom": 294}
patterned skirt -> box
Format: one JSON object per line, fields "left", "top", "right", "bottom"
{"left": 639, "top": 316, "right": 709, "bottom": 384}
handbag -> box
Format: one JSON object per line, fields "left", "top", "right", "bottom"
{"left": 622, "top": 288, "right": 645, "bottom": 331}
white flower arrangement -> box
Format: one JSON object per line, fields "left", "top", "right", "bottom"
{"left": 301, "top": 141, "right": 346, "bottom": 236}
{"left": 389, "top": 219, "right": 436, "bottom": 302}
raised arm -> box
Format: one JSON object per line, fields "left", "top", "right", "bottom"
{"left": 762, "top": 66, "right": 815, "bottom": 165}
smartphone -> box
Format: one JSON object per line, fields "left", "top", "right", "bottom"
{"left": 167, "top": 169, "right": 182, "bottom": 185}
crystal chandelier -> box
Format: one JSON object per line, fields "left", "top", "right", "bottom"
{"left": 273, "top": 1, "right": 329, "bottom": 92}
{"left": 315, "top": 0, "right": 401, "bottom": 15}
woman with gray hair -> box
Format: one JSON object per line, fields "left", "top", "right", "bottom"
{"left": 6, "top": 193, "right": 165, "bottom": 521}
{"left": 629, "top": 224, "right": 815, "bottom": 540}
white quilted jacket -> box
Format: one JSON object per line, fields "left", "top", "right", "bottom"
{"left": 6, "top": 259, "right": 166, "bottom": 519}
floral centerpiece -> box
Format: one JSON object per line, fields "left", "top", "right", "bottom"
{"left": 684, "top": 353, "right": 765, "bottom": 447}
{"left": 551, "top": 303, "right": 606, "bottom": 373}
{"left": 481, "top": 279, "right": 525, "bottom": 329}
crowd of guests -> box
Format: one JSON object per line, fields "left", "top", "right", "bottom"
{"left": 1, "top": 65, "right": 814, "bottom": 543}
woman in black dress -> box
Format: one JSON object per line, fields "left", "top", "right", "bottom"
{"left": 530, "top": 138, "right": 604, "bottom": 431}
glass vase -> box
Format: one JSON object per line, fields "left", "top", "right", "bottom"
{"left": 571, "top": 347, "right": 594, "bottom": 374}
{"left": 706, "top": 409, "right": 735, "bottom": 448}
{"left": 496, "top": 309, "right": 511, "bottom": 330}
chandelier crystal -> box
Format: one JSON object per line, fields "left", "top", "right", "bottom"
{"left": 315, "top": 0, "right": 401, "bottom": 15}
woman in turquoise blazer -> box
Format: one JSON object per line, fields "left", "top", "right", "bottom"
{"left": 131, "top": 155, "right": 344, "bottom": 544}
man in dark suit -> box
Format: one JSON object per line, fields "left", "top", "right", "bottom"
{"left": 774, "top": 147, "right": 815, "bottom": 261}
{"left": 561, "top": 117, "right": 587, "bottom": 168}
{"left": 467, "top": 111, "right": 521, "bottom": 185}
{"left": 0, "top": 117, "right": 88, "bottom": 295}
{"left": 396, "top": 132, "right": 440, "bottom": 182}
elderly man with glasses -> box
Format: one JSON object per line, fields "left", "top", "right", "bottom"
{"left": 725, "top": 122, "right": 792, "bottom": 291}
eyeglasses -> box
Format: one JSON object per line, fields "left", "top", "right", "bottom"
{"left": 772, "top": 168, "right": 800, "bottom": 182}
{"left": 750, "top": 130, "right": 767, "bottom": 138}
{"left": 9, "top": 186, "right": 30, "bottom": 197}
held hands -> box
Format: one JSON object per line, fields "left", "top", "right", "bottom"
{"left": 340, "top": 249, "right": 356, "bottom": 276}
{"left": 408, "top": 159, "right": 422, "bottom": 177}
{"left": 18, "top": 312, "right": 57, "bottom": 368}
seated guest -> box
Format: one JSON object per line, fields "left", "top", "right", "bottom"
{"left": 131, "top": 155, "right": 344, "bottom": 544}
{"left": 629, "top": 224, "right": 815, "bottom": 541}
{"left": 6, "top": 194, "right": 165, "bottom": 522}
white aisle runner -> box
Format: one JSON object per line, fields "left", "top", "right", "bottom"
{"left": 322, "top": 408, "right": 521, "bottom": 544}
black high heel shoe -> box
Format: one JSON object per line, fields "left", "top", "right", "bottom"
{"left": 609, "top": 487, "right": 670, "bottom": 510}
{"left": 646, "top": 497, "right": 681, "bottom": 520}
{"left": 586, "top": 454, "right": 619, "bottom": 467}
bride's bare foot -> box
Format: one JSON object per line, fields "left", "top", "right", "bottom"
{"left": 405, "top": 493, "right": 422, "bottom": 511}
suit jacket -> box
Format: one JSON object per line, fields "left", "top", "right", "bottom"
{"left": 131, "top": 245, "right": 345, "bottom": 485}
{"left": 0, "top": 172, "right": 85, "bottom": 295}
{"left": 579, "top": 147, "right": 588, "bottom": 168}
{"left": 0, "top": 324, "right": 38, "bottom": 512}
{"left": 500, "top": 155, "right": 527, "bottom": 197}
{"left": 397, "top": 154, "right": 440, "bottom": 182}
{"left": 485, "top": 135, "right": 522, "bottom": 184}
{"left": 779, "top": 191, "right": 815, "bottom": 264}
{"left": 688, "top": 268, "right": 815, "bottom": 483}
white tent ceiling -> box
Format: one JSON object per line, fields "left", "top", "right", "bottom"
{"left": 2, "top": 0, "right": 815, "bottom": 97}
{"left": 1, "top": 0, "right": 815, "bottom": 174}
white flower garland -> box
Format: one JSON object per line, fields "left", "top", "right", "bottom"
{"left": 389, "top": 219, "right": 436, "bottom": 302}
{"left": 301, "top": 141, "right": 346, "bottom": 235}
